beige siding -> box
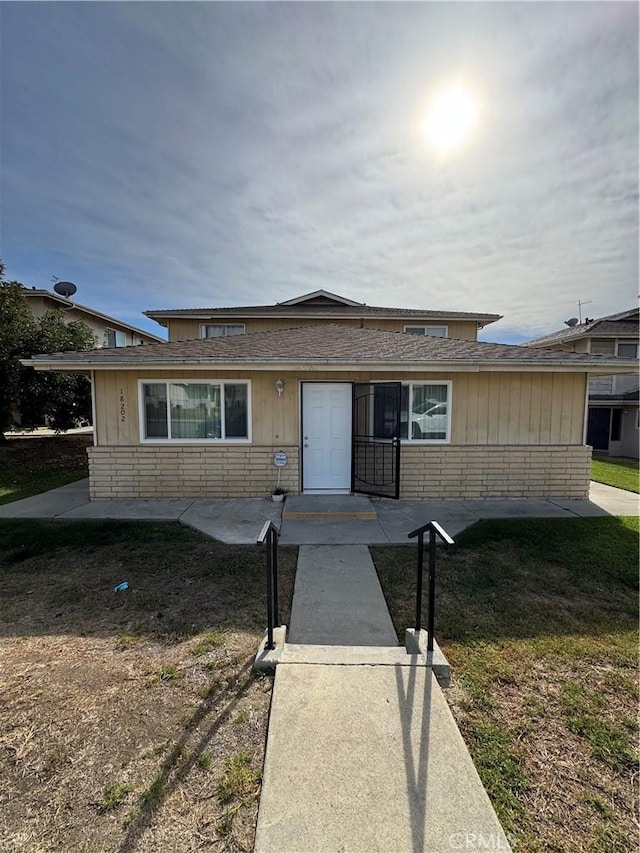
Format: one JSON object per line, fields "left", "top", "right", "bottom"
{"left": 90, "top": 369, "right": 590, "bottom": 499}
{"left": 166, "top": 317, "right": 478, "bottom": 342}
{"left": 94, "top": 369, "right": 587, "bottom": 450}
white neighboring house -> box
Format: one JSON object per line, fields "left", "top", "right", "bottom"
{"left": 23, "top": 288, "right": 165, "bottom": 349}
{"left": 526, "top": 308, "right": 639, "bottom": 459}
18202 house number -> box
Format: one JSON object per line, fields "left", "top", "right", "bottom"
{"left": 119, "top": 388, "right": 126, "bottom": 423}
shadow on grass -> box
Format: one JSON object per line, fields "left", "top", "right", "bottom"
{"left": 0, "top": 519, "right": 298, "bottom": 640}
{"left": 118, "top": 656, "right": 257, "bottom": 853}
{"left": 372, "top": 516, "right": 639, "bottom": 645}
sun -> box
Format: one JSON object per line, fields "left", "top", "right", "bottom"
{"left": 423, "top": 86, "right": 479, "bottom": 153}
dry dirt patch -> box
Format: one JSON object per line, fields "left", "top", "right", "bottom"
{"left": 0, "top": 520, "right": 296, "bottom": 852}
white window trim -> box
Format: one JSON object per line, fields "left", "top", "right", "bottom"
{"left": 200, "top": 323, "right": 246, "bottom": 339}
{"left": 403, "top": 324, "right": 448, "bottom": 337}
{"left": 615, "top": 339, "right": 639, "bottom": 358}
{"left": 371, "top": 380, "right": 452, "bottom": 444}
{"left": 138, "top": 379, "right": 252, "bottom": 444}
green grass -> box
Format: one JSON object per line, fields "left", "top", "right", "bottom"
{"left": 591, "top": 456, "right": 639, "bottom": 493}
{"left": 372, "top": 516, "right": 639, "bottom": 853}
{"left": 217, "top": 753, "right": 262, "bottom": 805}
{"left": 0, "top": 468, "right": 87, "bottom": 505}
{"left": 98, "top": 781, "right": 133, "bottom": 813}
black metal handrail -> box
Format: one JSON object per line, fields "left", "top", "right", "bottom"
{"left": 257, "top": 520, "right": 280, "bottom": 650}
{"left": 408, "top": 521, "right": 455, "bottom": 653}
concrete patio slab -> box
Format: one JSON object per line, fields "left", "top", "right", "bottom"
{"left": 255, "top": 664, "right": 511, "bottom": 853}
{"left": 59, "top": 497, "right": 193, "bottom": 521}
{"left": 374, "top": 497, "right": 479, "bottom": 542}
{"left": 288, "top": 545, "right": 398, "bottom": 646}
{"left": 279, "top": 516, "right": 389, "bottom": 544}
{"left": 458, "top": 498, "right": 577, "bottom": 518}
{"left": 0, "top": 478, "right": 90, "bottom": 518}
{"left": 549, "top": 498, "right": 610, "bottom": 517}
{"left": 180, "top": 498, "right": 283, "bottom": 544}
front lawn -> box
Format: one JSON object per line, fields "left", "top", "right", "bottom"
{"left": 0, "top": 434, "right": 91, "bottom": 504}
{"left": 591, "top": 456, "right": 639, "bottom": 493}
{"left": 0, "top": 520, "right": 297, "bottom": 852}
{"left": 372, "top": 516, "right": 639, "bottom": 853}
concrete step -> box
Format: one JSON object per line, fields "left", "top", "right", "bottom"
{"left": 283, "top": 494, "right": 376, "bottom": 520}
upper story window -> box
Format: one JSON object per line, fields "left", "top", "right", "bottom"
{"left": 105, "top": 329, "right": 127, "bottom": 348}
{"left": 617, "top": 341, "right": 638, "bottom": 359}
{"left": 404, "top": 325, "right": 448, "bottom": 337}
{"left": 140, "top": 381, "right": 250, "bottom": 442}
{"left": 201, "top": 324, "right": 246, "bottom": 338}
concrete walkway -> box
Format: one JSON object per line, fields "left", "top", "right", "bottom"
{"left": 255, "top": 544, "right": 511, "bottom": 852}
{"left": 288, "top": 545, "right": 397, "bottom": 646}
{"left": 256, "top": 665, "right": 510, "bottom": 853}
{"left": 0, "top": 479, "right": 637, "bottom": 544}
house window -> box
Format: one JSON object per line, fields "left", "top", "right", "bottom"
{"left": 140, "top": 381, "right": 250, "bottom": 442}
{"left": 404, "top": 325, "right": 448, "bottom": 337}
{"left": 617, "top": 341, "right": 638, "bottom": 359}
{"left": 374, "top": 382, "right": 451, "bottom": 442}
{"left": 201, "top": 324, "right": 246, "bottom": 338}
{"left": 105, "top": 329, "right": 127, "bottom": 348}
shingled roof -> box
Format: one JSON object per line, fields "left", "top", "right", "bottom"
{"left": 24, "top": 324, "right": 637, "bottom": 374}
{"left": 526, "top": 309, "right": 639, "bottom": 347}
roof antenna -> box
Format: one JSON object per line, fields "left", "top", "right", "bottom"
{"left": 577, "top": 299, "right": 592, "bottom": 324}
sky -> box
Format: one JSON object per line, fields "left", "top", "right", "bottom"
{"left": 1, "top": 2, "right": 638, "bottom": 344}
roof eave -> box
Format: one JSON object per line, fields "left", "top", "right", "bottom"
{"left": 143, "top": 309, "right": 503, "bottom": 323}
{"left": 22, "top": 357, "right": 637, "bottom": 375}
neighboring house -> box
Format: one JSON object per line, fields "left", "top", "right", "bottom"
{"left": 23, "top": 287, "right": 165, "bottom": 348}
{"left": 526, "top": 309, "right": 639, "bottom": 459}
{"left": 25, "top": 291, "right": 636, "bottom": 502}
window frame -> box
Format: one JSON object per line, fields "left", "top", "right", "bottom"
{"left": 403, "top": 325, "right": 448, "bottom": 337}
{"left": 138, "top": 379, "right": 252, "bottom": 444}
{"left": 372, "top": 380, "right": 452, "bottom": 444}
{"left": 105, "top": 328, "right": 127, "bottom": 348}
{"left": 200, "top": 323, "right": 246, "bottom": 339}
{"left": 616, "top": 340, "right": 638, "bottom": 359}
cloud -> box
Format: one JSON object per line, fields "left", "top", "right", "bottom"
{"left": 1, "top": 2, "right": 637, "bottom": 339}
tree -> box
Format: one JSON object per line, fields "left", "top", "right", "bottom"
{"left": 0, "top": 264, "right": 97, "bottom": 441}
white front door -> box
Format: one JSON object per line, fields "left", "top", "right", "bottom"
{"left": 302, "top": 383, "right": 352, "bottom": 492}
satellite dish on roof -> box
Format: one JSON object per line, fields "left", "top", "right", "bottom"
{"left": 564, "top": 317, "right": 579, "bottom": 327}
{"left": 54, "top": 281, "right": 77, "bottom": 299}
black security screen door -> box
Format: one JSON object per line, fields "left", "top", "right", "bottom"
{"left": 352, "top": 382, "right": 402, "bottom": 499}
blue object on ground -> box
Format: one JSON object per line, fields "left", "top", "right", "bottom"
{"left": 114, "top": 582, "right": 129, "bottom": 592}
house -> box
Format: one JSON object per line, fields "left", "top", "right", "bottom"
{"left": 526, "top": 309, "right": 639, "bottom": 459}
{"left": 24, "top": 291, "right": 637, "bottom": 501}
{"left": 143, "top": 289, "right": 500, "bottom": 343}
{"left": 23, "top": 287, "right": 165, "bottom": 348}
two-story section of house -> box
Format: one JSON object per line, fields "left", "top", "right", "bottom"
{"left": 526, "top": 308, "right": 639, "bottom": 458}
{"left": 24, "top": 287, "right": 165, "bottom": 348}
{"left": 26, "top": 289, "right": 638, "bottom": 502}
{"left": 143, "top": 289, "right": 501, "bottom": 342}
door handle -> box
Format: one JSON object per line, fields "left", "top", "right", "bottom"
{"left": 303, "top": 443, "right": 309, "bottom": 448}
